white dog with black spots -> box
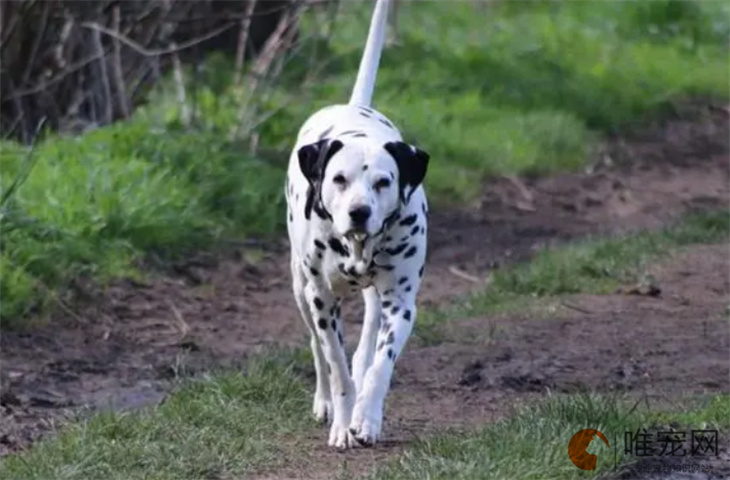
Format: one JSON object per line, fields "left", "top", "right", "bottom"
{"left": 285, "top": 0, "right": 430, "bottom": 449}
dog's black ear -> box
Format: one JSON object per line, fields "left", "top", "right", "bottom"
{"left": 384, "top": 141, "right": 430, "bottom": 202}
{"left": 298, "top": 139, "right": 344, "bottom": 185}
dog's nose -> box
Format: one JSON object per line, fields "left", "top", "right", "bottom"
{"left": 349, "top": 205, "right": 371, "bottom": 225}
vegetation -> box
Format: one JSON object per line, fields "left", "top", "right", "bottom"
{"left": 0, "top": 352, "right": 312, "bottom": 480}
{"left": 2, "top": 350, "right": 726, "bottom": 480}
{"left": 1, "top": 1, "right": 728, "bottom": 324}
{"left": 361, "top": 393, "right": 730, "bottom": 480}
{"left": 416, "top": 210, "right": 730, "bottom": 344}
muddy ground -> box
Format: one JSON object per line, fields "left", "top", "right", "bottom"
{"left": 1, "top": 101, "right": 729, "bottom": 478}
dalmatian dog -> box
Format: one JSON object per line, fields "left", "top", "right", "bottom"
{"left": 284, "top": 0, "right": 429, "bottom": 449}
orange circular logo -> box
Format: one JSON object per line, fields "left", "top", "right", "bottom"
{"left": 568, "top": 429, "right": 610, "bottom": 470}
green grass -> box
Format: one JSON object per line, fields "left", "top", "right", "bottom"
{"left": 360, "top": 393, "right": 730, "bottom": 480}
{"left": 3, "top": 344, "right": 726, "bottom": 480}
{"left": 416, "top": 210, "right": 730, "bottom": 344}
{"left": 1, "top": 0, "right": 728, "bottom": 323}
{"left": 274, "top": 0, "right": 730, "bottom": 202}
{"left": 0, "top": 351, "right": 313, "bottom": 480}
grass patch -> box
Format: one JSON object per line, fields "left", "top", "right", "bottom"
{"left": 416, "top": 210, "right": 729, "bottom": 344}
{"left": 0, "top": 351, "right": 313, "bottom": 480}
{"left": 1, "top": 0, "right": 728, "bottom": 324}
{"left": 361, "top": 393, "right": 730, "bottom": 480}
{"left": 275, "top": 0, "right": 729, "bottom": 202}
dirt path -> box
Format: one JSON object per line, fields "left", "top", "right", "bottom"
{"left": 250, "top": 242, "right": 730, "bottom": 480}
{"left": 1, "top": 101, "right": 728, "bottom": 461}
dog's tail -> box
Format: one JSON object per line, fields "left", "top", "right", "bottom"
{"left": 348, "top": 0, "right": 391, "bottom": 107}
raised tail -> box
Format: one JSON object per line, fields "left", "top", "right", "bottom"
{"left": 348, "top": 0, "right": 391, "bottom": 107}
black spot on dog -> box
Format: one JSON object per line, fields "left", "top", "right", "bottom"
{"left": 317, "top": 252, "right": 323, "bottom": 259}
{"left": 331, "top": 319, "right": 337, "bottom": 331}
{"left": 338, "top": 263, "right": 348, "bottom": 275}
{"left": 391, "top": 306, "right": 400, "bottom": 315}
{"left": 405, "top": 285, "right": 412, "bottom": 293}
{"left": 420, "top": 226, "right": 425, "bottom": 234}
{"left": 318, "top": 125, "right": 334, "bottom": 140}
{"left": 418, "top": 265, "right": 425, "bottom": 277}
{"left": 339, "top": 130, "right": 360, "bottom": 136}
{"left": 314, "top": 239, "right": 326, "bottom": 250}
{"left": 400, "top": 235, "right": 409, "bottom": 242}
{"left": 359, "top": 111, "right": 371, "bottom": 118}
{"left": 399, "top": 214, "right": 418, "bottom": 227}
{"left": 314, "top": 297, "right": 324, "bottom": 310}
{"left": 353, "top": 132, "right": 367, "bottom": 138}
{"left": 380, "top": 320, "right": 390, "bottom": 333}
{"left": 379, "top": 118, "right": 394, "bottom": 129}
{"left": 347, "top": 266, "right": 358, "bottom": 277}
{"left": 387, "top": 349, "right": 395, "bottom": 360}
{"left": 310, "top": 267, "right": 320, "bottom": 276}
{"left": 289, "top": 213, "right": 293, "bottom": 222}
{"left": 382, "top": 300, "right": 392, "bottom": 308}
{"left": 383, "top": 289, "right": 394, "bottom": 295}
{"left": 410, "top": 225, "right": 419, "bottom": 236}
{"left": 335, "top": 305, "right": 341, "bottom": 317}
{"left": 317, "top": 318, "right": 327, "bottom": 330}
{"left": 327, "top": 362, "right": 332, "bottom": 375}
{"left": 404, "top": 246, "right": 417, "bottom": 259}
{"left": 376, "top": 341, "right": 384, "bottom": 351}
{"left": 312, "top": 200, "right": 330, "bottom": 221}
{"left": 380, "top": 264, "right": 395, "bottom": 271}
{"left": 359, "top": 106, "right": 374, "bottom": 114}
{"left": 421, "top": 203, "right": 427, "bottom": 215}
{"left": 338, "top": 332, "right": 344, "bottom": 346}
{"left": 384, "top": 235, "right": 392, "bottom": 242}
{"left": 328, "top": 237, "right": 349, "bottom": 257}
{"left": 386, "top": 243, "right": 408, "bottom": 256}
{"left": 403, "top": 309, "right": 411, "bottom": 321}
{"left": 363, "top": 164, "right": 369, "bottom": 171}
{"left": 386, "top": 331, "right": 395, "bottom": 345}
{"left": 398, "top": 276, "right": 408, "bottom": 285}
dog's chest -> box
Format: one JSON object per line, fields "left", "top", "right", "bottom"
{"left": 306, "top": 236, "right": 400, "bottom": 292}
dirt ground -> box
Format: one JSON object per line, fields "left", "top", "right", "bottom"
{"left": 1, "top": 101, "right": 728, "bottom": 478}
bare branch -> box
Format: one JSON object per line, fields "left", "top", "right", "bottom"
{"left": 91, "top": 26, "right": 113, "bottom": 124}
{"left": 233, "top": 0, "right": 258, "bottom": 88}
{"left": 170, "top": 41, "right": 191, "bottom": 127}
{"left": 111, "top": 4, "right": 130, "bottom": 119}
{"left": 79, "top": 20, "right": 236, "bottom": 58}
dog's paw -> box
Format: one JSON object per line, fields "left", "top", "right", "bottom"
{"left": 313, "top": 395, "right": 334, "bottom": 424}
{"left": 347, "top": 408, "right": 382, "bottom": 447}
{"left": 328, "top": 422, "right": 358, "bottom": 449}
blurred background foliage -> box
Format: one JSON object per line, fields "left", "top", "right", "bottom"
{"left": 0, "top": 0, "right": 728, "bottom": 323}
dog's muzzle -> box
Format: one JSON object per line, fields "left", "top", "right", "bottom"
{"left": 346, "top": 205, "right": 372, "bottom": 242}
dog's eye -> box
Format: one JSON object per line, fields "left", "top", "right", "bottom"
{"left": 374, "top": 178, "right": 391, "bottom": 190}
{"left": 333, "top": 174, "right": 347, "bottom": 185}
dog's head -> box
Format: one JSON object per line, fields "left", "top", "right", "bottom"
{"left": 298, "top": 137, "right": 429, "bottom": 243}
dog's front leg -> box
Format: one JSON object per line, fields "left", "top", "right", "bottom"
{"left": 349, "top": 293, "right": 417, "bottom": 447}
{"left": 304, "top": 282, "right": 356, "bottom": 449}
{"left": 352, "top": 286, "right": 381, "bottom": 394}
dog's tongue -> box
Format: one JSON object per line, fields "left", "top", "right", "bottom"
{"left": 349, "top": 237, "right": 371, "bottom": 275}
